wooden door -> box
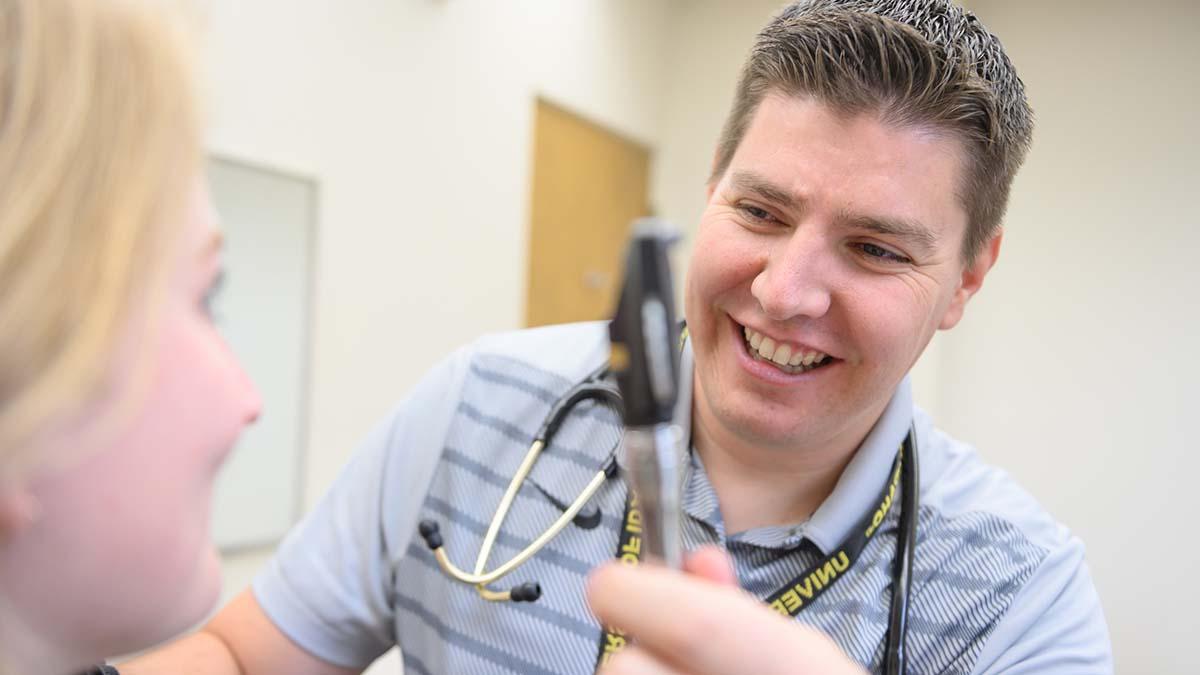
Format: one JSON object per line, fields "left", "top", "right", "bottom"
{"left": 525, "top": 99, "right": 651, "bottom": 327}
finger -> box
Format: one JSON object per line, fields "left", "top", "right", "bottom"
{"left": 683, "top": 545, "right": 737, "bottom": 586}
{"left": 588, "top": 561, "right": 793, "bottom": 675}
{"left": 588, "top": 561, "right": 865, "bottom": 675}
{"left": 600, "top": 646, "right": 682, "bottom": 675}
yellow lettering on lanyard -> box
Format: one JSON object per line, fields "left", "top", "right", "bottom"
{"left": 620, "top": 536, "right": 642, "bottom": 565}
{"left": 600, "top": 631, "right": 628, "bottom": 665}
{"left": 866, "top": 452, "right": 903, "bottom": 537}
{"left": 794, "top": 577, "right": 815, "bottom": 600}
{"left": 780, "top": 589, "right": 803, "bottom": 613}
{"left": 815, "top": 559, "right": 838, "bottom": 587}
{"left": 599, "top": 492, "right": 656, "bottom": 666}
{"left": 626, "top": 506, "right": 643, "bottom": 535}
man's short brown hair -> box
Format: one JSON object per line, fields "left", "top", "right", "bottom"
{"left": 713, "top": 0, "right": 1034, "bottom": 259}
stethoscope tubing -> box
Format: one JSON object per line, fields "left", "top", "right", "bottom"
{"left": 420, "top": 373, "right": 621, "bottom": 593}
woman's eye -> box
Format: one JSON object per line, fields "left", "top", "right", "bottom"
{"left": 856, "top": 243, "right": 912, "bottom": 265}
{"left": 201, "top": 270, "right": 226, "bottom": 320}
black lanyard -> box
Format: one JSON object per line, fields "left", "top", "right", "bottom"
{"left": 595, "top": 432, "right": 910, "bottom": 669}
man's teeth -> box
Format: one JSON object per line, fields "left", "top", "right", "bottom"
{"left": 742, "top": 326, "right": 830, "bottom": 372}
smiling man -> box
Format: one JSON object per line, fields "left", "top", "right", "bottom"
{"left": 123, "top": 1, "right": 1110, "bottom": 674}
{"left": 588, "top": 3, "right": 1111, "bottom": 673}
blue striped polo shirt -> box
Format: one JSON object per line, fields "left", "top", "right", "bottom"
{"left": 254, "top": 322, "right": 1111, "bottom": 673}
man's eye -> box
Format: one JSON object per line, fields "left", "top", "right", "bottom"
{"left": 857, "top": 243, "right": 912, "bottom": 264}
{"left": 737, "top": 204, "right": 777, "bottom": 224}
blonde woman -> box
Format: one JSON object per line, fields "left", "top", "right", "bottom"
{"left": 0, "top": 1, "right": 260, "bottom": 673}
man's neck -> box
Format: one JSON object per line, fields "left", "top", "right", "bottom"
{"left": 690, "top": 398, "right": 877, "bottom": 536}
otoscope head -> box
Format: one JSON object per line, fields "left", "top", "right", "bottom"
{"left": 608, "top": 218, "right": 681, "bottom": 427}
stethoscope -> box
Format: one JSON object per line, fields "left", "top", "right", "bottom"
{"left": 418, "top": 365, "right": 920, "bottom": 674}
{"left": 419, "top": 366, "right": 621, "bottom": 603}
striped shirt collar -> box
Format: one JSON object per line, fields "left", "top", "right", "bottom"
{"left": 804, "top": 376, "right": 912, "bottom": 553}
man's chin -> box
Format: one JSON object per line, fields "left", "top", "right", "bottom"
{"left": 710, "top": 403, "right": 814, "bottom": 450}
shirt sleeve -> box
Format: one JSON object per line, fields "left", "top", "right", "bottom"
{"left": 970, "top": 534, "right": 1113, "bottom": 674}
{"left": 251, "top": 347, "right": 471, "bottom": 669}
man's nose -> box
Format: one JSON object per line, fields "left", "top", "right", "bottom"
{"left": 750, "top": 227, "right": 834, "bottom": 321}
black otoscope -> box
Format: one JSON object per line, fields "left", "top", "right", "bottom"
{"left": 608, "top": 218, "right": 684, "bottom": 568}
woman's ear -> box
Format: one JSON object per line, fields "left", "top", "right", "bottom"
{"left": 0, "top": 487, "right": 40, "bottom": 543}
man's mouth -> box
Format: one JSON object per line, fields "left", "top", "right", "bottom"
{"left": 739, "top": 324, "right": 835, "bottom": 375}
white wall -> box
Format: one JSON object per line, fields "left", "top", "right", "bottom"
{"left": 649, "top": 0, "right": 779, "bottom": 252}
{"left": 948, "top": 1, "right": 1200, "bottom": 672}
{"left": 201, "top": 0, "right": 678, "bottom": 512}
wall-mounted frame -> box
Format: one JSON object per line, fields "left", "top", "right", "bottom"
{"left": 206, "top": 155, "right": 318, "bottom": 552}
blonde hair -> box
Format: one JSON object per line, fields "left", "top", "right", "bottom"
{"left": 0, "top": 0, "right": 202, "bottom": 478}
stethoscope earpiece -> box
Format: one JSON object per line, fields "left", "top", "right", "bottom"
{"left": 418, "top": 519, "right": 443, "bottom": 550}
{"left": 509, "top": 581, "right": 542, "bottom": 603}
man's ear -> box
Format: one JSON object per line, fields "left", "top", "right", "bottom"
{"left": 707, "top": 150, "right": 721, "bottom": 201}
{"left": 0, "top": 486, "right": 40, "bottom": 544}
{"left": 939, "top": 231, "right": 1003, "bottom": 330}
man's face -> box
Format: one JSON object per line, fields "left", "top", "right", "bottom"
{"left": 685, "top": 93, "right": 996, "bottom": 452}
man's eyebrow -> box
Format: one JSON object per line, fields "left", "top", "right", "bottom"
{"left": 729, "top": 171, "right": 804, "bottom": 210}
{"left": 729, "top": 170, "right": 942, "bottom": 254}
{"left": 839, "top": 212, "right": 940, "bottom": 254}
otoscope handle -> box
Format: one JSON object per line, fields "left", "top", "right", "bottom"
{"left": 623, "top": 425, "right": 684, "bottom": 568}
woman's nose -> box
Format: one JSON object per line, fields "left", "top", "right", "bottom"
{"left": 236, "top": 366, "right": 262, "bottom": 426}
